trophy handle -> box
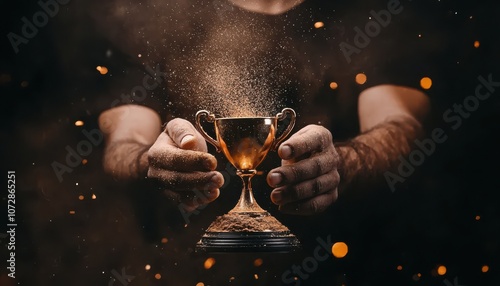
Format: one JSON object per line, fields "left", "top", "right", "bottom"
{"left": 272, "top": 108, "right": 296, "bottom": 151}
{"left": 195, "top": 110, "right": 221, "bottom": 152}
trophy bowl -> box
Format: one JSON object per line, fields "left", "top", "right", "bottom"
{"left": 194, "top": 108, "right": 301, "bottom": 252}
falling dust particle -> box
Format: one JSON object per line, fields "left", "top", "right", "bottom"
{"left": 171, "top": 15, "right": 299, "bottom": 119}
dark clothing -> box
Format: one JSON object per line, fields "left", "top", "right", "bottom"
{"left": 98, "top": 0, "right": 426, "bottom": 139}
{"left": 88, "top": 0, "right": 434, "bottom": 285}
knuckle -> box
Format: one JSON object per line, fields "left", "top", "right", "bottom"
{"left": 147, "top": 145, "right": 159, "bottom": 158}
{"left": 332, "top": 189, "right": 339, "bottom": 202}
{"left": 311, "top": 125, "right": 332, "bottom": 146}
{"left": 287, "top": 165, "right": 301, "bottom": 182}
{"left": 166, "top": 118, "right": 183, "bottom": 130}
{"left": 329, "top": 147, "right": 339, "bottom": 164}
{"left": 147, "top": 168, "right": 156, "bottom": 178}
{"left": 290, "top": 184, "right": 304, "bottom": 200}
{"left": 168, "top": 172, "right": 181, "bottom": 185}
{"left": 332, "top": 170, "right": 340, "bottom": 186}
{"left": 324, "top": 128, "right": 333, "bottom": 143}
{"left": 312, "top": 178, "right": 322, "bottom": 194}
{"left": 309, "top": 199, "right": 321, "bottom": 213}
{"left": 167, "top": 118, "right": 189, "bottom": 138}
{"left": 312, "top": 156, "right": 324, "bottom": 174}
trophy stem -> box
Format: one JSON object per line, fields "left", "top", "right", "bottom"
{"left": 229, "top": 170, "right": 265, "bottom": 213}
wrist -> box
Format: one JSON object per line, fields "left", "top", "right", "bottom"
{"left": 136, "top": 147, "right": 150, "bottom": 179}
{"left": 103, "top": 139, "right": 151, "bottom": 180}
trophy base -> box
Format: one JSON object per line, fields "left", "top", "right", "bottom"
{"left": 196, "top": 231, "right": 301, "bottom": 253}
{"left": 195, "top": 211, "right": 301, "bottom": 253}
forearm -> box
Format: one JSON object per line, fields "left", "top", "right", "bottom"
{"left": 336, "top": 115, "right": 423, "bottom": 190}
{"left": 99, "top": 104, "right": 162, "bottom": 180}
{"left": 103, "top": 139, "right": 151, "bottom": 180}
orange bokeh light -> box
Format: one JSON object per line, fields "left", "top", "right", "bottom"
{"left": 204, "top": 258, "right": 216, "bottom": 269}
{"left": 437, "top": 265, "right": 447, "bottom": 275}
{"left": 355, "top": 73, "right": 367, "bottom": 85}
{"left": 331, "top": 242, "right": 348, "bottom": 258}
{"left": 420, "top": 77, "right": 432, "bottom": 89}
{"left": 96, "top": 66, "right": 109, "bottom": 75}
{"left": 314, "top": 21, "right": 325, "bottom": 28}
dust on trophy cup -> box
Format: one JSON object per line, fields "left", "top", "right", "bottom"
{"left": 194, "top": 108, "right": 301, "bottom": 252}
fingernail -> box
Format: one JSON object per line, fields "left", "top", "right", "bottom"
{"left": 268, "top": 173, "right": 282, "bottom": 187}
{"left": 271, "top": 190, "right": 282, "bottom": 204}
{"left": 280, "top": 145, "right": 292, "bottom": 159}
{"left": 180, "top": 134, "right": 194, "bottom": 147}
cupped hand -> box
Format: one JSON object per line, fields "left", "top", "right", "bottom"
{"left": 147, "top": 118, "right": 224, "bottom": 211}
{"left": 267, "top": 125, "right": 340, "bottom": 215}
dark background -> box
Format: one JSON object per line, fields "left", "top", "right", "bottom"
{"left": 1, "top": 0, "right": 500, "bottom": 285}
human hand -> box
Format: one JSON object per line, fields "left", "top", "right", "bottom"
{"left": 267, "top": 125, "right": 340, "bottom": 215}
{"left": 147, "top": 118, "right": 224, "bottom": 211}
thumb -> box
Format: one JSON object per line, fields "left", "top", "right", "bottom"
{"left": 166, "top": 118, "right": 207, "bottom": 152}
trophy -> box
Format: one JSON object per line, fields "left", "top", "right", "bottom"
{"left": 194, "top": 108, "right": 301, "bottom": 252}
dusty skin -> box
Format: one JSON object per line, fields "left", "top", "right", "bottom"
{"left": 206, "top": 212, "right": 290, "bottom": 232}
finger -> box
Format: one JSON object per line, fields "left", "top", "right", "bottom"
{"left": 166, "top": 118, "right": 207, "bottom": 152}
{"left": 148, "top": 169, "right": 224, "bottom": 190}
{"left": 270, "top": 170, "right": 340, "bottom": 205}
{"left": 279, "top": 189, "right": 339, "bottom": 215}
{"left": 149, "top": 133, "right": 217, "bottom": 171}
{"left": 267, "top": 151, "right": 337, "bottom": 187}
{"left": 278, "top": 125, "right": 332, "bottom": 160}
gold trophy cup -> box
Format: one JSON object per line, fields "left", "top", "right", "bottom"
{"left": 194, "top": 108, "right": 300, "bottom": 252}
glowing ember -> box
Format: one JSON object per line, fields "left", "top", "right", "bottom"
{"left": 75, "top": 120, "right": 84, "bottom": 126}
{"left": 481, "top": 265, "right": 489, "bottom": 273}
{"left": 204, "top": 258, "right": 216, "bottom": 269}
{"left": 314, "top": 21, "right": 324, "bottom": 28}
{"left": 331, "top": 242, "right": 348, "bottom": 258}
{"left": 329, "top": 82, "right": 338, "bottom": 90}
{"left": 96, "top": 66, "right": 109, "bottom": 75}
{"left": 355, "top": 73, "right": 367, "bottom": 85}
{"left": 437, "top": 265, "right": 446, "bottom": 275}
{"left": 145, "top": 264, "right": 151, "bottom": 271}
{"left": 253, "top": 258, "right": 263, "bottom": 267}
{"left": 78, "top": 195, "right": 84, "bottom": 200}
{"left": 420, "top": 77, "right": 432, "bottom": 89}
